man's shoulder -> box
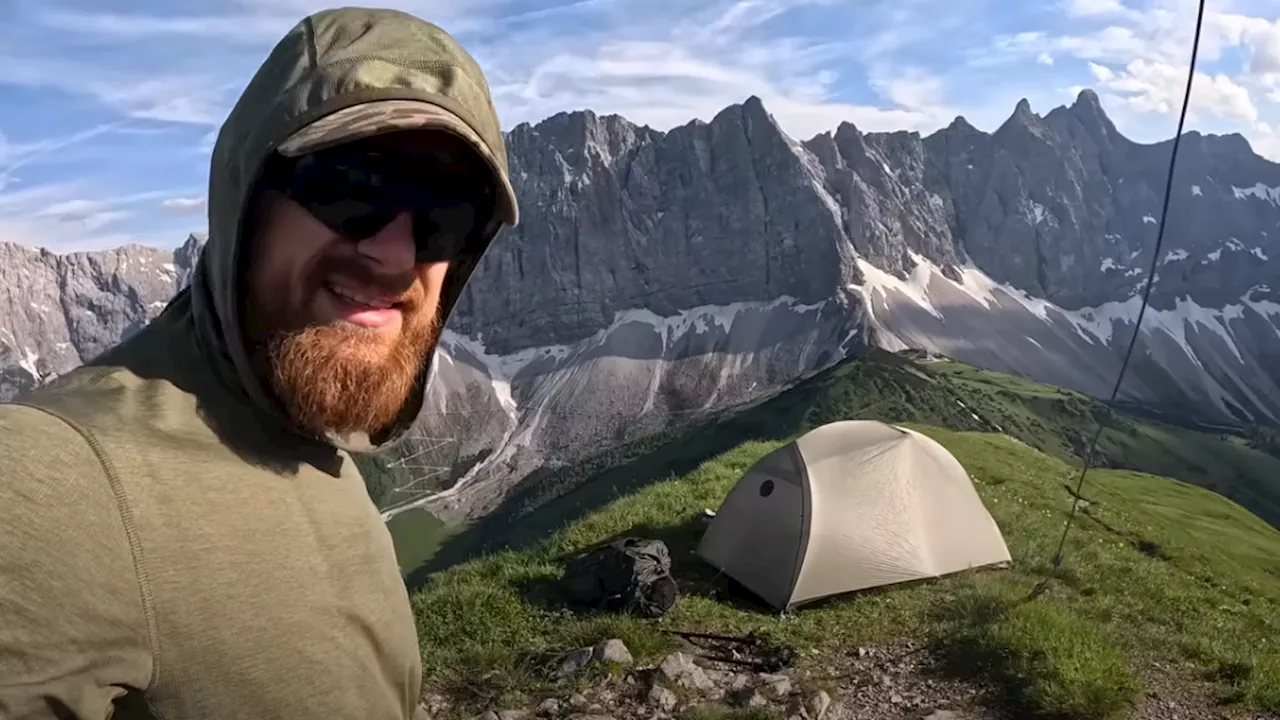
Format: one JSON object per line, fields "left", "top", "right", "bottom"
{"left": 14, "top": 363, "right": 159, "bottom": 420}
{"left": 8, "top": 360, "right": 207, "bottom": 456}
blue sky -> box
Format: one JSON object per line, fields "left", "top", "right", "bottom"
{"left": 3, "top": 0, "right": 1280, "bottom": 252}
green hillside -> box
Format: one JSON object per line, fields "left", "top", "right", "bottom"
{"left": 402, "top": 349, "right": 1280, "bottom": 718}
{"left": 413, "top": 349, "right": 1280, "bottom": 572}
{"left": 411, "top": 428, "right": 1280, "bottom": 718}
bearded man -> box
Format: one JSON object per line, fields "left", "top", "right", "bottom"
{"left": 0, "top": 8, "right": 517, "bottom": 719}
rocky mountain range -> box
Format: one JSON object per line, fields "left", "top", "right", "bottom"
{"left": 3, "top": 88, "right": 1279, "bottom": 521}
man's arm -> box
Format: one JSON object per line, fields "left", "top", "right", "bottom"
{"left": 0, "top": 403, "right": 154, "bottom": 719}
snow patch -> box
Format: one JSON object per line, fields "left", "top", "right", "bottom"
{"left": 1142, "top": 214, "right": 1157, "bottom": 225}
{"left": 1100, "top": 258, "right": 1118, "bottom": 272}
{"left": 1191, "top": 184, "right": 1202, "bottom": 196}
{"left": 1251, "top": 246, "right": 1269, "bottom": 260}
{"left": 421, "top": 295, "right": 832, "bottom": 506}
{"left": 859, "top": 252, "right": 1273, "bottom": 369}
{"left": 17, "top": 348, "right": 40, "bottom": 380}
{"left": 1025, "top": 199, "right": 1050, "bottom": 225}
{"left": 1232, "top": 182, "right": 1280, "bottom": 205}
{"left": 1163, "top": 249, "right": 1188, "bottom": 263}
{"left": 851, "top": 257, "right": 945, "bottom": 320}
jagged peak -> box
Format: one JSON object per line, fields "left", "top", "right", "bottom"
{"left": 1062, "top": 86, "right": 1118, "bottom": 139}
{"left": 834, "top": 120, "right": 862, "bottom": 138}
{"left": 738, "top": 94, "right": 780, "bottom": 129}
{"left": 1073, "top": 88, "right": 1102, "bottom": 112}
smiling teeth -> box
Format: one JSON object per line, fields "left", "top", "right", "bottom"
{"left": 329, "top": 284, "right": 394, "bottom": 309}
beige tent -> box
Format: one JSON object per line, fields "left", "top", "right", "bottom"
{"left": 696, "top": 420, "right": 1011, "bottom": 610}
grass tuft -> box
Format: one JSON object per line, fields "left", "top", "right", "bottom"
{"left": 935, "top": 588, "right": 1138, "bottom": 719}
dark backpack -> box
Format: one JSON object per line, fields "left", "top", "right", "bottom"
{"left": 561, "top": 537, "right": 679, "bottom": 617}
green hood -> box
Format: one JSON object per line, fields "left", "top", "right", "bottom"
{"left": 173, "top": 7, "right": 514, "bottom": 453}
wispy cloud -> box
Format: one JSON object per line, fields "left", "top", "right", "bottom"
{"left": 4, "top": 0, "right": 1280, "bottom": 253}
{"left": 161, "top": 195, "right": 207, "bottom": 213}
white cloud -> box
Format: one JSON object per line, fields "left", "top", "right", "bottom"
{"left": 1062, "top": 0, "right": 1129, "bottom": 17}
{"left": 162, "top": 195, "right": 207, "bottom": 213}
{"left": 1087, "top": 58, "right": 1260, "bottom": 123}
{"left": 0, "top": 52, "right": 231, "bottom": 126}
{"left": 8, "top": 0, "right": 1280, "bottom": 253}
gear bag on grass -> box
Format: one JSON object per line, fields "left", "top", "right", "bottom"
{"left": 561, "top": 537, "right": 679, "bottom": 617}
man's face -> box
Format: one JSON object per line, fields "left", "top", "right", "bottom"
{"left": 244, "top": 130, "right": 487, "bottom": 439}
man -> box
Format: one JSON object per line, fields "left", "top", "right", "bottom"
{"left": 0, "top": 8, "right": 517, "bottom": 719}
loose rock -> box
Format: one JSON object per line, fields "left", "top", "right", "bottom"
{"left": 555, "top": 648, "right": 596, "bottom": 680}
{"left": 807, "top": 690, "right": 832, "bottom": 720}
{"left": 657, "top": 652, "right": 714, "bottom": 692}
{"left": 786, "top": 695, "right": 811, "bottom": 720}
{"left": 536, "top": 699, "right": 562, "bottom": 717}
{"left": 757, "top": 673, "right": 792, "bottom": 698}
{"left": 731, "top": 687, "right": 768, "bottom": 708}
{"left": 648, "top": 685, "right": 678, "bottom": 712}
{"left": 595, "top": 639, "right": 634, "bottom": 666}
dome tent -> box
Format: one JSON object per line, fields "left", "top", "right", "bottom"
{"left": 696, "top": 420, "right": 1011, "bottom": 610}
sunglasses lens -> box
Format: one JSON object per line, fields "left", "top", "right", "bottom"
{"left": 280, "top": 149, "right": 490, "bottom": 253}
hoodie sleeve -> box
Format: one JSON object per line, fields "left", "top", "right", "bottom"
{"left": 0, "top": 404, "right": 154, "bottom": 719}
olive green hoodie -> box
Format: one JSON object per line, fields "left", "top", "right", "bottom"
{"left": 0, "top": 8, "right": 514, "bottom": 719}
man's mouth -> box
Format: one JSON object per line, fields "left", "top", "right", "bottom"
{"left": 321, "top": 280, "right": 406, "bottom": 329}
{"left": 325, "top": 282, "right": 400, "bottom": 310}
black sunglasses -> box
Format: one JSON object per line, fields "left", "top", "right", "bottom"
{"left": 265, "top": 147, "right": 496, "bottom": 262}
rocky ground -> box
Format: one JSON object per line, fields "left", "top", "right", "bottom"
{"left": 422, "top": 637, "right": 1279, "bottom": 720}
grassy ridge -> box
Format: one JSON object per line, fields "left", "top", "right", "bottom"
{"left": 415, "top": 349, "right": 1280, "bottom": 575}
{"left": 411, "top": 427, "right": 1280, "bottom": 717}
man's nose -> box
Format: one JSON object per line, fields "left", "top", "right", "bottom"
{"left": 355, "top": 212, "right": 416, "bottom": 275}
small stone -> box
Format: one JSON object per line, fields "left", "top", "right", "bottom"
{"left": 727, "top": 674, "right": 754, "bottom": 693}
{"left": 757, "top": 673, "right": 792, "bottom": 698}
{"left": 537, "top": 699, "right": 562, "bottom": 717}
{"left": 923, "top": 712, "right": 961, "bottom": 720}
{"left": 648, "top": 685, "right": 678, "bottom": 712}
{"left": 498, "top": 712, "right": 530, "bottom": 720}
{"left": 569, "top": 693, "right": 589, "bottom": 709}
{"left": 890, "top": 693, "right": 903, "bottom": 704}
{"left": 471, "top": 712, "right": 499, "bottom": 720}
{"left": 555, "top": 647, "right": 596, "bottom": 680}
{"left": 657, "top": 652, "right": 714, "bottom": 692}
{"left": 704, "top": 669, "right": 734, "bottom": 686}
{"left": 594, "top": 639, "right": 634, "bottom": 665}
{"left": 806, "top": 690, "right": 831, "bottom": 720}
{"left": 731, "top": 685, "right": 768, "bottom": 708}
